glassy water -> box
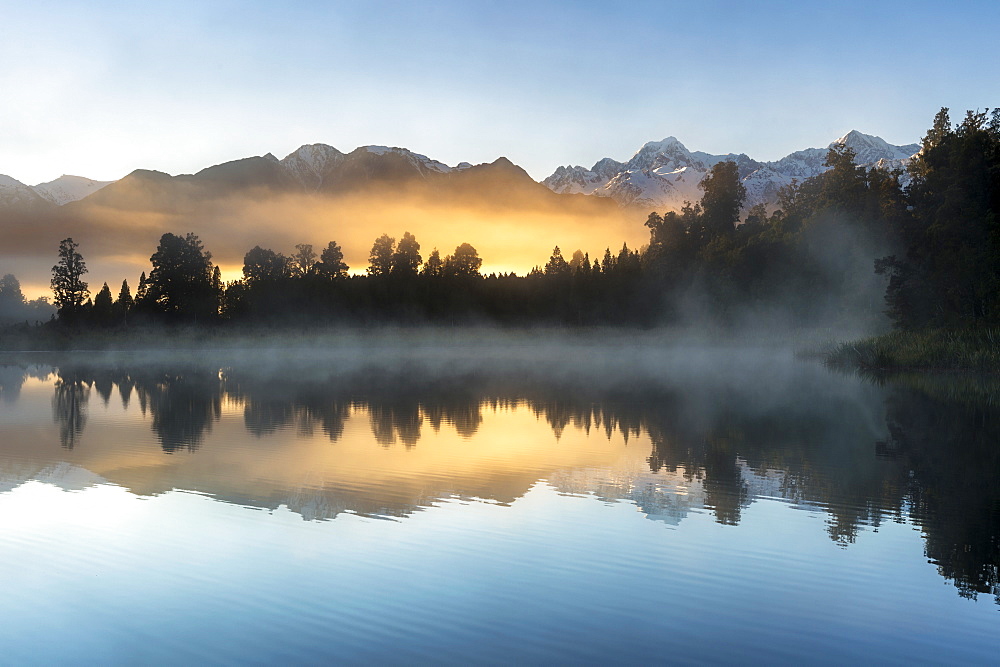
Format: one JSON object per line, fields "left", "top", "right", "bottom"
{"left": 1, "top": 338, "right": 998, "bottom": 664}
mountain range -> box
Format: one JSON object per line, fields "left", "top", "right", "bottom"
{"left": 542, "top": 130, "right": 919, "bottom": 210}
{"left": 0, "top": 131, "right": 920, "bottom": 215}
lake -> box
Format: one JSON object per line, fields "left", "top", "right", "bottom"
{"left": 1, "top": 332, "right": 998, "bottom": 664}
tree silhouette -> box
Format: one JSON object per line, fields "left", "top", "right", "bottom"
{"left": 391, "top": 231, "right": 422, "bottom": 277}
{"left": 698, "top": 160, "right": 746, "bottom": 240}
{"left": 291, "top": 243, "right": 317, "bottom": 277}
{"left": 316, "top": 241, "right": 349, "bottom": 278}
{"left": 444, "top": 243, "right": 482, "bottom": 277}
{"left": 422, "top": 248, "right": 444, "bottom": 277}
{"left": 243, "top": 246, "right": 291, "bottom": 283}
{"left": 0, "top": 274, "right": 26, "bottom": 323}
{"left": 145, "top": 233, "right": 217, "bottom": 320}
{"left": 368, "top": 234, "right": 395, "bottom": 276}
{"left": 544, "top": 246, "right": 571, "bottom": 276}
{"left": 50, "top": 238, "right": 89, "bottom": 316}
{"left": 116, "top": 279, "right": 133, "bottom": 324}
{"left": 92, "top": 282, "right": 114, "bottom": 325}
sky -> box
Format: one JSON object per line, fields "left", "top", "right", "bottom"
{"left": 2, "top": 0, "right": 999, "bottom": 186}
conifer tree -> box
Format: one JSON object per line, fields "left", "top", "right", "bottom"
{"left": 317, "top": 241, "right": 349, "bottom": 278}
{"left": 368, "top": 234, "right": 395, "bottom": 276}
{"left": 422, "top": 249, "right": 444, "bottom": 277}
{"left": 117, "top": 279, "right": 133, "bottom": 323}
{"left": 93, "top": 282, "right": 114, "bottom": 324}
{"left": 50, "top": 238, "right": 89, "bottom": 315}
{"left": 391, "top": 232, "right": 422, "bottom": 277}
{"left": 544, "top": 246, "right": 571, "bottom": 276}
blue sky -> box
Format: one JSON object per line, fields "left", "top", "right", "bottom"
{"left": 2, "top": 0, "right": 997, "bottom": 184}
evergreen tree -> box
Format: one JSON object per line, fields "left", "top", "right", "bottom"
{"left": 117, "top": 279, "right": 134, "bottom": 324}
{"left": 368, "top": 234, "right": 395, "bottom": 276}
{"left": 544, "top": 246, "right": 571, "bottom": 276}
{"left": 391, "top": 231, "right": 422, "bottom": 277}
{"left": 698, "top": 160, "right": 746, "bottom": 240}
{"left": 146, "top": 232, "right": 216, "bottom": 320}
{"left": 291, "top": 243, "right": 317, "bottom": 277}
{"left": 50, "top": 238, "right": 89, "bottom": 315}
{"left": 316, "top": 241, "right": 349, "bottom": 278}
{"left": 243, "top": 246, "right": 291, "bottom": 283}
{"left": 93, "top": 282, "right": 114, "bottom": 324}
{"left": 422, "top": 248, "right": 444, "bottom": 277}
{"left": 0, "top": 274, "right": 26, "bottom": 323}
{"left": 444, "top": 243, "right": 482, "bottom": 277}
{"left": 135, "top": 272, "right": 149, "bottom": 304}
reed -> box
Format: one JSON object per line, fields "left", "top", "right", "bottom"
{"left": 826, "top": 328, "right": 1000, "bottom": 373}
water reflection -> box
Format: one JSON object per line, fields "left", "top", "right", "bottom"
{"left": 0, "top": 353, "right": 998, "bottom": 606}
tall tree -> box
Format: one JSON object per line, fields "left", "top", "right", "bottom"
{"left": 291, "top": 243, "right": 317, "bottom": 277}
{"left": 422, "top": 248, "right": 444, "bottom": 277}
{"left": 243, "top": 246, "right": 291, "bottom": 283}
{"left": 444, "top": 243, "right": 482, "bottom": 277}
{"left": 145, "top": 233, "right": 216, "bottom": 320}
{"left": 50, "top": 238, "right": 89, "bottom": 315}
{"left": 117, "top": 279, "right": 134, "bottom": 323}
{"left": 544, "top": 246, "right": 571, "bottom": 276}
{"left": 93, "top": 282, "right": 114, "bottom": 324}
{"left": 391, "top": 231, "right": 422, "bottom": 277}
{"left": 0, "top": 274, "right": 26, "bottom": 322}
{"left": 316, "top": 241, "right": 349, "bottom": 278}
{"left": 698, "top": 160, "right": 746, "bottom": 240}
{"left": 368, "top": 234, "right": 395, "bottom": 276}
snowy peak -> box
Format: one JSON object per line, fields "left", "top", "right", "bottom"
{"left": 0, "top": 174, "right": 54, "bottom": 210}
{"left": 627, "top": 137, "right": 698, "bottom": 172}
{"left": 279, "top": 144, "right": 346, "bottom": 190}
{"left": 361, "top": 145, "right": 453, "bottom": 174}
{"left": 833, "top": 130, "right": 919, "bottom": 164}
{"left": 32, "top": 175, "right": 113, "bottom": 206}
{"left": 543, "top": 131, "right": 922, "bottom": 211}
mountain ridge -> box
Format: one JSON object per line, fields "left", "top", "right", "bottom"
{"left": 542, "top": 130, "right": 921, "bottom": 211}
{"left": 0, "top": 131, "right": 920, "bottom": 213}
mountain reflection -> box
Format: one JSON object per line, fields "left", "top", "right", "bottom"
{"left": 0, "top": 353, "right": 998, "bottom": 606}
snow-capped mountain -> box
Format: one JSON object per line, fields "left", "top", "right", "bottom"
{"left": 543, "top": 131, "right": 920, "bottom": 212}
{"left": 276, "top": 143, "right": 474, "bottom": 192}
{"left": 32, "top": 175, "right": 114, "bottom": 205}
{"left": 0, "top": 174, "right": 54, "bottom": 211}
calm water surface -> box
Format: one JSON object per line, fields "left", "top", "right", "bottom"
{"left": 0, "top": 337, "right": 998, "bottom": 664}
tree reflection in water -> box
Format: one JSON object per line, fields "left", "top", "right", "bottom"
{"left": 24, "top": 358, "right": 1000, "bottom": 606}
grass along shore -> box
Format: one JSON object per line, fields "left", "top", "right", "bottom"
{"left": 826, "top": 328, "right": 1000, "bottom": 373}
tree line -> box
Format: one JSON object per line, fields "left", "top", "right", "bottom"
{"left": 9, "top": 106, "right": 998, "bottom": 331}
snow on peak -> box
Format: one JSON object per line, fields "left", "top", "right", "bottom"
{"left": 832, "top": 130, "right": 919, "bottom": 163}
{"left": 1, "top": 173, "right": 52, "bottom": 209}
{"left": 361, "top": 145, "right": 453, "bottom": 173}
{"left": 31, "top": 174, "right": 113, "bottom": 205}
{"left": 542, "top": 131, "right": 921, "bottom": 212}
{"left": 279, "top": 143, "right": 346, "bottom": 190}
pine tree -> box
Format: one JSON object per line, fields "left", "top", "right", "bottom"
{"left": 368, "top": 234, "right": 395, "bottom": 276}
{"left": 698, "top": 160, "right": 746, "bottom": 240}
{"left": 422, "top": 248, "right": 444, "bottom": 277}
{"left": 317, "top": 241, "right": 349, "bottom": 278}
{"left": 50, "top": 238, "right": 89, "bottom": 314}
{"left": 544, "top": 246, "right": 571, "bottom": 276}
{"left": 117, "top": 279, "right": 133, "bottom": 324}
{"left": 93, "top": 282, "right": 114, "bottom": 324}
{"left": 391, "top": 232, "right": 422, "bottom": 277}
{"left": 291, "top": 243, "right": 317, "bottom": 277}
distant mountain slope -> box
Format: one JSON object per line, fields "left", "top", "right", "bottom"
{"left": 32, "top": 175, "right": 113, "bottom": 205}
{"left": 63, "top": 144, "right": 578, "bottom": 215}
{"left": 0, "top": 174, "right": 55, "bottom": 212}
{"left": 543, "top": 131, "right": 920, "bottom": 211}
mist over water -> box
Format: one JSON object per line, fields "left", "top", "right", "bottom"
{"left": 0, "top": 330, "right": 998, "bottom": 662}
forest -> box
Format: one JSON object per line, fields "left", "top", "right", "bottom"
{"left": 2, "top": 108, "right": 998, "bottom": 359}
